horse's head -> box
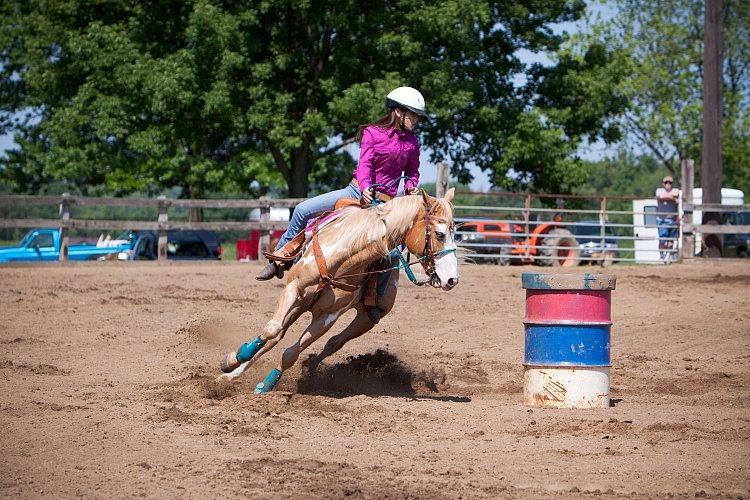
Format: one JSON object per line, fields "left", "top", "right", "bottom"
{"left": 404, "top": 188, "right": 460, "bottom": 290}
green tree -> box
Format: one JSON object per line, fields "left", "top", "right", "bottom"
{"left": 722, "top": 0, "right": 750, "bottom": 194}
{"left": 577, "top": 150, "right": 667, "bottom": 200}
{"left": 597, "top": 0, "right": 750, "bottom": 193}
{"left": 1, "top": 0, "right": 628, "bottom": 199}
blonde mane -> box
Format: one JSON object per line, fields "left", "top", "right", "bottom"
{"left": 321, "top": 195, "right": 454, "bottom": 258}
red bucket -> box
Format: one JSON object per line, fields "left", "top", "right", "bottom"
{"left": 236, "top": 239, "right": 253, "bottom": 261}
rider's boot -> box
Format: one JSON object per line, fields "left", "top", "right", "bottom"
{"left": 256, "top": 260, "right": 284, "bottom": 281}
{"left": 367, "top": 306, "right": 386, "bottom": 324}
{"left": 256, "top": 233, "right": 307, "bottom": 281}
{"left": 365, "top": 263, "right": 398, "bottom": 324}
{"left": 363, "top": 274, "right": 384, "bottom": 323}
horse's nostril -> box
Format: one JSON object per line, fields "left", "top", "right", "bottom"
{"left": 447, "top": 278, "right": 457, "bottom": 288}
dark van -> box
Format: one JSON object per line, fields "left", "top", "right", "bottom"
{"left": 117, "top": 230, "right": 222, "bottom": 260}
{"left": 721, "top": 212, "right": 750, "bottom": 258}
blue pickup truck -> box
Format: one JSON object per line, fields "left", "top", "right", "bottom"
{"left": 0, "top": 229, "right": 132, "bottom": 262}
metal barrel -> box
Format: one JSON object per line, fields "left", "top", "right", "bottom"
{"left": 522, "top": 273, "right": 616, "bottom": 408}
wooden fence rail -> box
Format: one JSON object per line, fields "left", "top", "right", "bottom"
{"left": 682, "top": 203, "right": 750, "bottom": 234}
{"left": 3, "top": 193, "right": 749, "bottom": 263}
{"left": 0, "top": 193, "right": 304, "bottom": 261}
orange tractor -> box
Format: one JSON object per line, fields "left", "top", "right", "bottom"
{"left": 457, "top": 214, "right": 581, "bottom": 267}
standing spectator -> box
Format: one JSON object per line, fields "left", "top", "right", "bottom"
{"left": 655, "top": 175, "right": 681, "bottom": 262}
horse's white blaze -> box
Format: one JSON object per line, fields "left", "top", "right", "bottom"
{"left": 434, "top": 222, "right": 459, "bottom": 290}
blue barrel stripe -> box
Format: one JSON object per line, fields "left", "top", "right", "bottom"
{"left": 524, "top": 324, "right": 610, "bottom": 366}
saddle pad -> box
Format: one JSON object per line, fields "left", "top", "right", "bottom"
{"left": 304, "top": 210, "right": 344, "bottom": 237}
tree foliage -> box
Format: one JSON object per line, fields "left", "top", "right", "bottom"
{"left": 1, "top": 0, "right": 628, "bottom": 198}
{"left": 596, "top": 0, "right": 750, "bottom": 194}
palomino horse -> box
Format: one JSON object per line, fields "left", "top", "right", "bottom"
{"left": 219, "top": 188, "right": 459, "bottom": 393}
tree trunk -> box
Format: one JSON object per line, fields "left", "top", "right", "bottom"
{"left": 184, "top": 184, "right": 204, "bottom": 222}
{"left": 288, "top": 139, "right": 312, "bottom": 198}
{"left": 188, "top": 207, "right": 203, "bottom": 222}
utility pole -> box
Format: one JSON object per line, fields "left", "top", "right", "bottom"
{"left": 701, "top": 0, "right": 723, "bottom": 223}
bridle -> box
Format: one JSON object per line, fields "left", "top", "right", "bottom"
{"left": 397, "top": 202, "right": 455, "bottom": 287}
{"left": 420, "top": 207, "right": 438, "bottom": 276}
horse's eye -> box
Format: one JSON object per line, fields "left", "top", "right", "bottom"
{"left": 435, "top": 231, "right": 445, "bottom": 241}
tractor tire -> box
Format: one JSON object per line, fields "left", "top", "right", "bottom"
{"left": 539, "top": 228, "right": 581, "bottom": 267}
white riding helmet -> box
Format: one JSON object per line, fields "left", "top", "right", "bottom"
{"left": 385, "top": 87, "right": 428, "bottom": 117}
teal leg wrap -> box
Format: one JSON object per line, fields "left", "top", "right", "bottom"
{"left": 254, "top": 368, "right": 283, "bottom": 394}
{"left": 237, "top": 337, "right": 266, "bottom": 363}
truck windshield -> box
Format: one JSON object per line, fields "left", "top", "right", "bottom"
{"left": 22, "top": 232, "right": 54, "bottom": 248}
{"left": 18, "top": 232, "right": 34, "bottom": 247}
{"left": 34, "top": 233, "right": 55, "bottom": 247}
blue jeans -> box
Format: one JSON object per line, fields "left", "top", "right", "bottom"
{"left": 657, "top": 217, "right": 678, "bottom": 249}
{"left": 275, "top": 183, "right": 361, "bottom": 250}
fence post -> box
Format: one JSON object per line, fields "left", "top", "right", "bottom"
{"left": 680, "top": 160, "right": 695, "bottom": 259}
{"left": 258, "top": 197, "right": 271, "bottom": 258}
{"left": 599, "top": 197, "right": 608, "bottom": 267}
{"left": 523, "top": 195, "right": 531, "bottom": 260}
{"left": 59, "top": 193, "right": 70, "bottom": 262}
{"left": 681, "top": 159, "right": 695, "bottom": 260}
{"left": 157, "top": 196, "right": 168, "bottom": 261}
{"left": 435, "top": 162, "right": 449, "bottom": 198}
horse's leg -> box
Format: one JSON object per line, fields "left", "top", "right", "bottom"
{"left": 219, "top": 282, "right": 305, "bottom": 381}
{"left": 308, "top": 270, "right": 399, "bottom": 371}
{"left": 254, "top": 306, "right": 347, "bottom": 393}
{"left": 305, "top": 304, "right": 374, "bottom": 373}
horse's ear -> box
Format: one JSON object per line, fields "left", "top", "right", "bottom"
{"left": 444, "top": 187, "right": 455, "bottom": 205}
{"left": 421, "top": 188, "right": 433, "bottom": 207}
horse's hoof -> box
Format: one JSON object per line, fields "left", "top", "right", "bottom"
{"left": 220, "top": 352, "right": 240, "bottom": 373}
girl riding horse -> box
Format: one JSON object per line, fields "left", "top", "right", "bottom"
{"left": 221, "top": 188, "right": 459, "bottom": 394}
{"left": 256, "top": 86, "right": 428, "bottom": 287}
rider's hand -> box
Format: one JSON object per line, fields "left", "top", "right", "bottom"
{"left": 406, "top": 186, "right": 419, "bottom": 195}
{"left": 361, "top": 187, "right": 374, "bottom": 204}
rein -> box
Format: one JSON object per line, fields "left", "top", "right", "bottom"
{"left": 367, "top": 175, "right": 414, "bottom": 207}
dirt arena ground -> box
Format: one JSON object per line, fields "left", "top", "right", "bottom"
{"left": 1, "top": 260, "right": 748, "bottom": 499}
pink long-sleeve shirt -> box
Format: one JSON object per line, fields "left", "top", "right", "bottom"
{"left": 354, "top": 126, "right": 420, "bottom": 197}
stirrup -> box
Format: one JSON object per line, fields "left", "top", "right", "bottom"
{"left": 363, "top": 275, "right": 378, "bottom": 306}
{"left": 261, "top": 250, "right": 296, "bottom": 263}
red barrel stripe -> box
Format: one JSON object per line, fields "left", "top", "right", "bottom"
{"left": 525, "top": 289, "right": 612, "bottom": 324}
